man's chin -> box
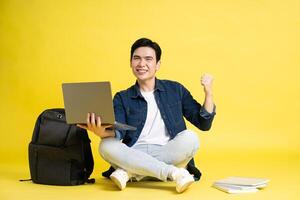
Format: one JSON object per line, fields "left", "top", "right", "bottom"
{"left": 134, "top": 73, "right": 147, "bottom": 79}
{"left": 135, "top": 75, "right": 155, "bottom": 82}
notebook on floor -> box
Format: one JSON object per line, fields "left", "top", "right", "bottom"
{"left": 212, "top": 176, "right": 269, "bottom": 194}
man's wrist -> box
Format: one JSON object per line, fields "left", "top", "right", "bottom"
{"left": 204, "top": 92, "right": 213, "bottom": 98}
{"left": 98, "top": 129, "right": 115, "bottom": 139}
{"left": 107, "top": 129, "right": 116, "bottom": 137}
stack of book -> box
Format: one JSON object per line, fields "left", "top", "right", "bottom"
{"left": 212, "top": 176, "right": 269, "bottom": 194}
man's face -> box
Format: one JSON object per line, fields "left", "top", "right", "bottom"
{"left": 131, "top": 47, "right": 160, "bottom": 82}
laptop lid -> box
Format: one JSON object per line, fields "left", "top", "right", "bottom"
{"left": 62, "top": 81, "right": 115, "bottom": 125}
{"left": 62, "top": 81, "right": 137, "bottom": 131}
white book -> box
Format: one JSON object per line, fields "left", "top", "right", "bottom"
{"left": 214, "top": 176, "right": 269, "bottom": 187}
{"left": 212, "top": 176, "right": 269, "bottom": 194}
{"left": 212, "top": 183, "right": 258, "bottom": 194}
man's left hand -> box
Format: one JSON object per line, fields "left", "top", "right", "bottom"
{"left": 201, "top": 73, "right": 214, "bottom": 95}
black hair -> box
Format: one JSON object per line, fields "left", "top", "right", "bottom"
{"left": 130, "top": 38, "right": 162, "bottom": 63}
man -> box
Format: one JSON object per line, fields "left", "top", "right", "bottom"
{"left": 78, "top": 38, "right": 216, "bottom": 193}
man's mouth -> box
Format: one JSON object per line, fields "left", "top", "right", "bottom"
{"left": 136, "top": 69, "right": 148, "bottom": 74}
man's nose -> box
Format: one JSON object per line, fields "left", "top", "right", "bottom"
{"left": 138, "top": 59, "right": 146, "bottom": 67}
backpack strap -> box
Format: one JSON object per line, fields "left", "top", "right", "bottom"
{"left": 83, "top": 139, "right": 95, "bottom": 184}
{"left": 19, "top": 178, "right": 32, "bottom": 182}
{"left": 86, "top": 178, "right": 95, "bottom": 184}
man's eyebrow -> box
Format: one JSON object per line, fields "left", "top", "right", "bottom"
{"left": 133, "top": 55, "right": 153, "bottom": 59}
{"left": 144, "top": 56, "right": 154, "bottom": 59}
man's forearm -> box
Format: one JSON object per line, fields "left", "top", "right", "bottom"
{"left": 200, "top": 73, "right": 214, "bottom": 113}
{"left": 203, "top": 93, "right": 214, "bottom": 113}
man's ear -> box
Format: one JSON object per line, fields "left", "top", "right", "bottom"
{"left": 156, "top": 60, "right": 161, "bottom": 71}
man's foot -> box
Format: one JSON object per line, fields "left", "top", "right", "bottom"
{"left": 171, "top": 168, "right": 195, "bottom": 193}
{"left": 109, "top": 168, "right": 130, "bottom": 190}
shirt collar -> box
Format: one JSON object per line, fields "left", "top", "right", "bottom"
{"left": 131, "top": 77, "right": 165, "bottom": 98}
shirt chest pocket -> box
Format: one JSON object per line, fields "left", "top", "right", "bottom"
{"left": 168, "top": 101, "right": 183, "bottom": 124}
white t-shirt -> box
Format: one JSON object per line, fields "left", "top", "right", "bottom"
{"left": 133, "top": 90, "right": 170, "bottom": 146}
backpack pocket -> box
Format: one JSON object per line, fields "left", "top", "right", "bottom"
{"left": 29, "top": 143, "right": 71, "bottom": 185}
{"left": 37, "top": 119, "right": 71, "bottom": 146}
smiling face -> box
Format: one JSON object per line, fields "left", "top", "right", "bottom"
{"left": 130, "top": 46, "right": 160, "bottom": 82}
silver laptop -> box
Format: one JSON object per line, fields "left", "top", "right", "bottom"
{"left": 62, "top": 81, "right": 136, "bottom": 131}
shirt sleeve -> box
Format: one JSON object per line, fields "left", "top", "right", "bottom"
{"left": 199, "top": 104, "right": 216, "bottom": 119}
{"left": 114, "top": 130, "right": 123, "bottom": 140}
{"left": 180, "top": 83, "right": 216, "bottom": 131}
{"left": 113, "top": 92, "right": 126, "bottom": 140}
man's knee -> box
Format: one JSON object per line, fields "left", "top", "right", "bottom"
{"left": 98, "top": 137, "right": 121, "bottom": 160}
{"left": 179, "top": 129, "right": 200, "bottom": 154}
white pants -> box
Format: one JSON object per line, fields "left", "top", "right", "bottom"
{"left": 99, "top": 129, "right": 200, "bottom": 181}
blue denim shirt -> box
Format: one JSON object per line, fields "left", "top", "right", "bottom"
{"left": 102, "top": 78, "right": 216, "bottom": 181}
{"left": 113, "top": 78, "right": 216, "bottom": 146}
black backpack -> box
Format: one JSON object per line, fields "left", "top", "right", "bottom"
{"left": 27, "top": 108, "right": 95, "bottom": 185}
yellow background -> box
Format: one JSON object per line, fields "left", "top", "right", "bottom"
{"left": 0, "top": 0, "right": 299, "bottom": 199}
